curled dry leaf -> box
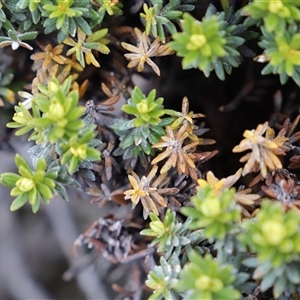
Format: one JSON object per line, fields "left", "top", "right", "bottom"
{"left": 151, "top": 123, "right": 199, "bottom": 180}
{"left": 121, "top": 27, "right": 174, "bottom": 76}
{"left": 233, "top": 122, "right": 287, "bottom": 178}
{"left": 124, "top": 165, "right": 178, "bottom": 219}
{"left": 30, "top": 44, "right": 66, "bottom": 71}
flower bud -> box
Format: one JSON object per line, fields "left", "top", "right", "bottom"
{"left": 70, "top": 144, "right": 87, "bottom": 159}
{"left": 48, "top": 102, "right": 64, "bottom": 119}
{"left": 16, "top": 177, "right": 34, "bottom": 192}
{"left": 187, "top": 34, "right": 207, "bottom": 51}
{"left": 200, "top": 198, "right": 221, "bottom": 218}
{"left": 137, "top": 99, "right": 149, "bottom": 114}
{"left": 262, "top": 219, "right": 285, "bottom": 245}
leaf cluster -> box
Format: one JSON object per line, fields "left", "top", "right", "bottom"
{"left": 0, "top": 154, "right": 59, "bottom": 213}
{"left": 111, "top": 87, "right": 173, "bottom": 158}
{"left": 3, "top": 1, "right": 300, "bottom": 299}
{"left": 182, "top": 185, "right": 240, "bottom": 241}
{"left": 7, "top": 76, "right": 101, "bottom": 189}
{"left": 140, "top": 0, "right": 196, "bottom": 43}
{"left": 169, "top": 4, "right": 257, "bottom": 80}
{"left": 140, "top": 210, "right": 192, "bottom": 259}
{"left": 241, "top": 201, "right": 300, "bottom": 298}
{"left": 243, "top": 0, "right": 300, "bottom": 86}
{"left": 243, "top": 0, "right": 300, "bottom": 33}
{"left": 259, "top": 25, "right": 300, "bottom": 85}
{"left": 175, "top": 252, "right": 241, "bottom": 300}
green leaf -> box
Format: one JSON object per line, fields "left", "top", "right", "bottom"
{"left": 226, "top": 36, "right": 244, "bottom": 47}
{"left": 18, "top": 165, "right": 33, "bottom": 179}
{"left": 15, "top": 126, "right": 34, "bottom": 136}
{"left": 140, "top": 228, "right": 157, "bottom": 236}
{"left": 61, "top": 151, "right": 72, "bottom": 165}
{"left": 1, "top": 72, "right": 13, "bottom": 85}
{"left": 32, "top": 9, "right": 40, "bottom": 24}
{"left": 141, "top": 125, "right": 150, "bottom": 139}
{"left": 54, "top": 181, "right": 69, "bottom": 202}
{"left": 75, "top": 16, "right": 92, "bottom": 36}
{"left": 87, "top": 28, "right": 108, "bottom": 42}
{"left": 33, "top": 118, "right": 54, "bottom": 128}
{"left": 36, "top": 182, "right": 54, "bottom": 201}
{"left": 181, "top": 207, "right": 202, "bottom": 219}
{"left": 111, "top": 119, "right": 134, "bottom": 131}
{"left": 131, "top": 87, "right": 144, "bottom": 104}
{"left": 88, "top": 139, "right": 102, "bottom": 148}
{"left": 0, "top": 173, "right": 21, "bottom": 187}
{"left": 119, "top": 133, "right": 135, "bottom": 149}
{"left": 133, "top": 116, "right": 145, "bottom": 127}
{"left": 68, "top": 156, "right": 79, "bottom": 174}
{"left": 10, "top": 193, "right": 28, "bottom": 211}
{"left": 158, "top": 117, "right": 173, "bottom": 126}
{"left": 86, "top": 148, "right": 101, "bottom": 161}
{"left": 35, "top": 158, "right": 47, "bottom": 172}
{"left": 19, "top": 31, "right": 38, "bottom": 40}
{"left": 214, "top": 59, "right": 225, "bottom": 80}
{"left": 15, "top": 154, "right": 31, "bottom": 172}
{"left": 134, "top": 129, "right": 143, "bottom": 145}
{"left": 6, "top": 122, "right": 23, "bottom": 129}
{"left": 286, "top": 263, "right": 300, "bottom": 284}
{"left": 163, "top": 10, "right": 182, "bottom": 20}
{"left": 273, "top": 276, "right": 287, "bottom": 299}
{"left": 122, "top": 104, "right": 138, "bottom": 115}
{"left": 148, "top": 132, "right": 159, "bottom": 144}
{"left": 141, "top": 138, "right": 151, "bottom": 155}
{"left": 0, "top": 9, "right": 6, "bottom": 22}
{"left": 260, "top": 270, "right": 277, "bottom": 292}
{"left": 265, "top": 13, "right": 278, "bottom": 33}
{"left": 150, "top": 125, "right": 165, "bottom": 136}
{"left": 31, "top": 194, "right": 41, "bottom": 213}
{"left": 57, "top": 28, "right": 69, "bottom": 44}
{"left": 242, "top": 258, "right": 259, "bottom": 268}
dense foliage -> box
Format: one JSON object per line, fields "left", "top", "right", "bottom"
{"left": 1, "top": 0, "right": 300, "bottom": 299}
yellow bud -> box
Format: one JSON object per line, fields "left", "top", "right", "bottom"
{"left": 262, "top": 220, "right": 285, "bottom": 245}
{"left": 192, "top": 34, "right": 207, "bottom": 47}
{"left": 200, "top": 198, "right": 221, "bottom": 217}
{"left": 70, "top": 144, "right": 87, "bottom": 159}
{"left": 77, "top": 145, "right": 87, "bottom": 159}
{"left": 195, "top": 275, "right": 223, "bottom": 292}
{"left": 186, "top": 34, "right": 207, "bottom": 51}
{"left": 16, "top": 178, "right": 34, "bottom": 192}
{"left": 13, "top": 112, "right": 26, "bottom": 124}
{"left": 268, "top": 0, "right": 284, "bottom": 13}
{"left": 48, "top": 102, "right": 64, "bottom": 119}
{"left": 196, "top": 275, "right": 211, "bottom": 290}
{"left": 150, "top": 221, "right": 166, "bottom": 235}
{"left": 137, "top": 99, "right": 149, "bottom": 114}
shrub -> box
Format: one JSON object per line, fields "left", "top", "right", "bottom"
{"left": 1, "top": 0, "right": 300, "bottom": 299}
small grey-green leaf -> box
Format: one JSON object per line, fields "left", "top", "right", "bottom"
{"left": 10, "top": 193, "right": 28, "bottom": 211}
{"left": 54, "top": 182, "right": 69, "bottom": 202}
